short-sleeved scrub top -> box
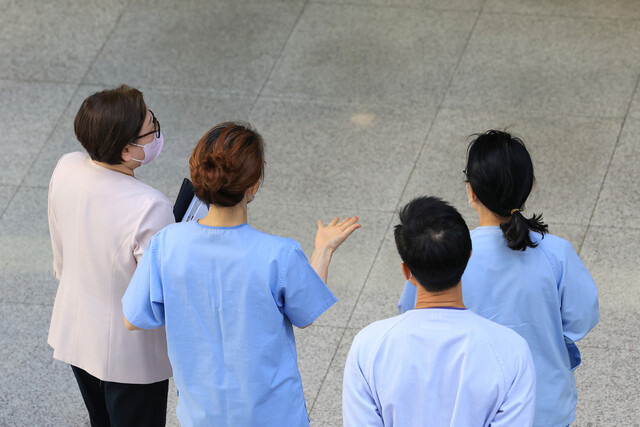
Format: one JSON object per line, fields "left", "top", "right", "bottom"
{"left": 397, "top": 227, "right": 599, "bottom": 427}
{"left": 122, "top": 221, "right": 337, "bottom": 427}
{"left": 343, "top": 308, "right": 536, "bottom": 427}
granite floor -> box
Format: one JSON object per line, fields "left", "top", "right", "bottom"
{"left": 1, "top": 0, "right": 639, "bottom": 425}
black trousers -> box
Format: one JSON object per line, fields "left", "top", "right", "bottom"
{"left": 71, "top": 365, "right": 168, "bottom": 427}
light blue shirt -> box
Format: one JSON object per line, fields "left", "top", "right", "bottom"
{"left": 343, "top": 308, "right": 536, "bottom": 427}
{"left": 122, "top": 222, "right": 337, "bottom": 427}
{"left": 397, "top": 227, "right": 599, "bottom": 427}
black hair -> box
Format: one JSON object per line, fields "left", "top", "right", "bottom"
{"left": 465, "top": 130, "right": 548, "bottom": 251}
{"left": 394, "top": 196, "right": 472, "bottom": 292}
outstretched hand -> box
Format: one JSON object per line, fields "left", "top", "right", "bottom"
{"left": 315, "top": 216, "right": 361, "bottom": 253}
{"left": 309, "top": 216, "right": 361, "bottom": 298}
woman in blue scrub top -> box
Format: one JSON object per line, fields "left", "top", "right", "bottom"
{"left": 398, "top": 130, "right": 599, "bottom": 427}
{"left": 122, "top": 122, "right": 360, "bottom": 426}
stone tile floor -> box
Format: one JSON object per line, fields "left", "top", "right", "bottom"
{"left": 0, "top": 0, "right": 638, "bottom": 425}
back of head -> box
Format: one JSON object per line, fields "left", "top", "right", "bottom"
{"left": 394, "top": 196, "right": 472, "bottom": 292}
{"left": 465, "top": 130, "right": 548, "bottom": 251}
{"left": 189, "top": 122, "right": 265, "bottom": 207}
{"left": 74, "top": 85, "right": 147, "bottom": 165}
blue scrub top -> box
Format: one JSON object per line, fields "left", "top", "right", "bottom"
{"left": 344, "top": 309, "right": 536, "bottom": 427}
{"left": 397, "top": 227, "right": 599, "bottom": 427}
{"left": 123, "top": 221, "right": 337, "bottom": 427}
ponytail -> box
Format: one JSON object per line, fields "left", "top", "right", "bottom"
{"left": 500, "top": 211, "right": 548, "bottom": 251}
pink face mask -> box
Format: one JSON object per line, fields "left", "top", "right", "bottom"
{"left": 130, "top": 132, "right": 164, "bottom": 166}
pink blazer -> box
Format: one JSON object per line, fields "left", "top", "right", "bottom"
{"left": 48, "top": 152, "right": 173, "bottom": 383}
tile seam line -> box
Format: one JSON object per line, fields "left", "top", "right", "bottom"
{"left": 250, "top": 0, "right": 311, "bottom": 116}
{"left": 1, "top": 2, "right": 132, "bottom": 221}
{"left": 439, "top": 104, "right": 628, "bottom": 121}
{"left": 12, "top": 184, "right": 49, "bottom": 189}
{"left": 246, "top": 92, "right": 442, "bottom": 109}
{"left": 474, "top": 9, "right": 640, "bottom": 22}
{"left": 251, "top": 91, "right": 631, "bottom": 120}
{"left": 394, "top": 0, "right": 487, "bottom": 210}
{"left": 78, "top": 0, "right": 131, "bottom": 87}
{"left": 579, "top": 345, "right": 622, "bottom": 350}
{"left": 308, "top": 214, "right": 395, "bottom": 415}
{"left": 0, "top": 301, "right": 53, "bottom": 307}
{"left": 576, "top": 223, "right": 640, "bottom": 232}
{"left": 311, "top": 325, "right": 361, "bottom": 332}
{"left": 0, "top": 82, "right": 80, "bottom": 221}
{"left": 77, "top": 81, "right": 258, "bottom": 100}
{"left": 306, "top": 0, "right": 640, "bottom": 21}
{"left": 578, "top": 70, "right": 640, "bottom": 254}
{"left": 0, "top": 77, "right": 78, "bottom": 85}
{"left": 257, "top": 203, "right": 396, "bottom": 213}
{"left": 307, "top": 326, "right": 349, "bottom": 415}
{"left": 298, "top": 324, "right": 343, "bottom": 330}
{"left": 227, "top": 200, "right": 397, "bottom": 215}
{"left": 311, "top": 0, "right": 479, "bottom": 13}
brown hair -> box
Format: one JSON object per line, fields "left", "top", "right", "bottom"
{"left": 190, "top": 122, "right": 265, "bottom": 207}
{"left": 74, "top": 85, "right": 147, "bottom": 165}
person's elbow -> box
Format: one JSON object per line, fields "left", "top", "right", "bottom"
{"left": 123, "top": 316, "right": 143, "bottom": 331}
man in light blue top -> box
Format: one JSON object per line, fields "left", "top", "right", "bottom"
{"left": 344, "top": 197, "right": 536, "bottom": 427}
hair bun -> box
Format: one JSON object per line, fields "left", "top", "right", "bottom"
{"left": 189, "top": 122, "right": 265, "bottom": 207}
{"left": 197, "top": 152, "right": 235, "bottom": 193}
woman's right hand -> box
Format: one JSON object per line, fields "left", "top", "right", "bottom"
{"left": 311, "top": 217, "right": 361, "bottom": 284}
{"left": 315, "top": 216, "right": 361, "bottom": 254}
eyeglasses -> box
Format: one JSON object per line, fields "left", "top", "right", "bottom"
{"left": 134, "top": 110, "right": 161, "bottom": 140}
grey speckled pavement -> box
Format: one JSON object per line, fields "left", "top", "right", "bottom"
{"left": 1, "top": 0, "right": 639, "bottom": 425}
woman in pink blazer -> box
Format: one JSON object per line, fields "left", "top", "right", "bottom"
{"left": 47, "top": 85, "right": 173, "bottom": 426}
